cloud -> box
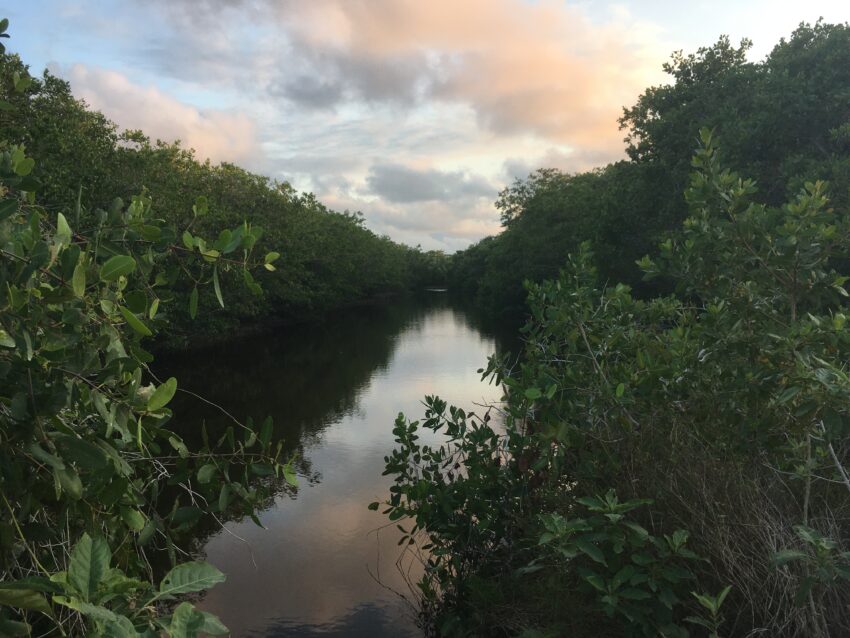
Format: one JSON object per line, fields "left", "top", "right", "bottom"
{"left": 366, "top": 164, "right": 495, "bottom": 204}
{"left": 49, "top": 0, "right": 672, "bottom": 250}
{"left": 62, "top": 64, "right": 264, "bottom": 166}
{"left": 145, "top": 0, "right": 665, "bottom": 154}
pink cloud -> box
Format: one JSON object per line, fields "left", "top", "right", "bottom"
{"left": 65, "top": 64, "right": 263, "bottom": 166}
{"left": 272, "top": 0, "right": 665, "bottom": 153}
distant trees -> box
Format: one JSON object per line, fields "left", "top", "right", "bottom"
{"left": 450, "top": 21, "right": 850, "bottom": 317}
{"left": 0, "top": 52, "right": 449, "bottom": 346}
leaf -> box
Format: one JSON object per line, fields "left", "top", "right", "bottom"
{"left": 189, "top": 286, "right": 198, "bottom": 319}
{"left": 182, "top": 230, "right": 194, "bottom": 250}
{"left": 0, "top": 198, "right": 18, "bottom": 221}
{"left": 197, "top": 463, "right": 217, "bottom": 484}
{"left": 120, "top": 507, "right": 146, "bottom": 532}
{"left": 575, "top": 538, "right": 606, "bottom": 565}
{"left": 68, "top": 533, "right": 111, "bottom": 602}
{"left": 54, "top": 435, "right": 110, "bottom": 471}
{"left": 776, "top": 385, "right": 802, "bottom": 404}
{"left": 169, "top": 602, "right": 205, "bottom": 638}
{"left": 56, "top": 212, "right": 72, "bottom": 248}
{"left": 53, "top": 597, "right": 121, "bottom": 624}
{"left": 616, "top": 383, "right": 625, "bottom": 397}
{"left": 159, "top": 562, "right": 225, "bottom": 598}
{"left": 218, "top": 484, "right": 231, "bottom": 511}
{"left": 100, "top": 614, "right": 139, "bottom": 638}
{"left": 119, "top": 306, "right": 153, "bottom": 337}
{"left": 148, "top": 377, "right": 177, "bottom": 412}
{"left": 0, "top": 587, "right": 53, "bottom": 616}
{"left": 213, "top": 266, "right": 224, "bottom": 308}
{"left": 99, "top": 255, "right": 136, "bottom": 282}
{"left": 56, "top": 467, "right": 83, "bottom": 500}
{"left": 199, "top": 611, "right": 229, "bottom": 636}
{"left": 149, "top": 297, "right": 160, "bottom": 319}
{"left": 524, "top": 387, "right": 542, "bottom": 400}
{"left": 0, "top": 617, "right": 30, "bottom": 636}
{"left": 773, "top": 549, "right": 807, "bottom": 566}
{"left": 283, "top": 463, "right": 298, "bottom": 487}
{"left": 72, "top": 261, "right": 86, "bottom": 297}
{"left": 14, "top": 157, "right": 35, "bottom": 176}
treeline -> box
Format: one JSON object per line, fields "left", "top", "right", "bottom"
{"left": 376, "top": 21, "right": 850, "bottom": 638}
{"left": 0, "top": 54, "right": 449, "bottom": 344}
{"left": 450, "top": 21, "right": 850, "bottom": 317}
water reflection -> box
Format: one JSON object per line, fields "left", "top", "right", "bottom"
{"left": 159, "top": 295, "right": 510, "bottom": 637}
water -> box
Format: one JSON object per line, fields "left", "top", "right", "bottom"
{"left": 159, "top": 295, "right": 515, "bottom": 637}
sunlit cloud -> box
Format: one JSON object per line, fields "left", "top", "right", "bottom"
{"left": 61, "top": 64, "right": 264, "bottom": 167}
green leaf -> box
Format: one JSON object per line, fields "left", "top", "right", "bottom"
{"left": 53, "top": 597, "right": 122, "bottom": 624}
{"left": 119, "top": 306, "right": 153, "bottom": 337}
{"left": 14, "top": 157, "right": 35, "bottom": 176}
{"left": 54, "top": 435, "right": 110, "bottom": 471}
{"left": 283, "top": 463, "right": 298, "bottom": 487}
{"left": 159, "top": 562, "right": 225, "bottom": 598}
{"left": 213, "top": 266, "right": 224, "bottom": 308}
{"left": 0, "top": 198, "right": 18, "bottom": 221}
{"left": 615, "top": 383, "right": 625, "bottom": 397}
{"left": 189, "top": 286, "right": 198, "bottom": 319}
{"left": 773, "top": 549, "right": 807, "bottom": 566}
{"left": 0, "top": 617, "right": 30, "bottom": 636}
{"left": 218, "top": 484, "right": 231, "bottom": 511}
{"left": 101, "top": 615, "right": 139, "bottom": 638}
{"left": 139, "top": 520, "right": 157, "bottom": 546}
{"left": 56, "top": 467, "right": 83, "bottom": 500}
{"left": 524, "top": 387, "right": 542, "bottom": 400}
{"left": 68, "top": 533, "right": 111, "bottom": 602}
{"left": 120, "top": 507, "right": 146, "bottom": 532}
{"left": 56, "top": 212, "right": 72, "bottom": 247}
{"left": 197, "top": 463, "right": 217, "bottom": 484}
{"left": 148, "top": 377, "right": 177, "bottom": 412}
{"left": 169, "top": 602, "right": 205, "bottom": 638}
{"left": 182, "top": 230, "right": 194, "bottom": 250}
{"left": 0, "top": 587, "right": 53, "bottom": 616}
{"left": 199, "top": 611, "right": 229, "bottom": 636}
{"left": 100, "top": 255, "right": 136, "bottom": 282}
{"left": 575, "top": 538, "right": 606, "bottom": 565}
{"left": 72, "top": 261, "right": 86, "bottom": 297}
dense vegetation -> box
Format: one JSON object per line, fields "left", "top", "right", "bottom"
{"left": 0, "top": 17, "right": 447, "bottom": 636}
{"left": 377, "top": 22, "right": 850, "bottom": 638}
{"left": 449, "top": 22, "right": 850, "bottom": 317}
{"left": 0, "top": 49, "right": 448, "bottom": 345}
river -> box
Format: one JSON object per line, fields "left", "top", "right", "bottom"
{"left": 159, "top": 295, "right": 516, "bottom": 637}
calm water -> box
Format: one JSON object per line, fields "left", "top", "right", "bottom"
{"left": 160, "top": 296, "right": 515, "bottom": 637}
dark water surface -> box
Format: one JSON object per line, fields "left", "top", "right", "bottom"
{"left": 159, "top": 296, "right": 515, "bottom": 637}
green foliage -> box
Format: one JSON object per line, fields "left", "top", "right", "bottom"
{"left": 378, "top": 132, "right": 850, "bottom": 635}
{"left": 534, "top": 492, "right": 698, "bottom": 637}
{"left": 0, "top": 19, "right": 300, "bottom": 635}
{"left": 0, "top": 47, "right": 446, "bottom": 347}
{"left": 452, "top": 21, "right": 850, "bottom": 316}
{"left": 2, "top": 532, "right": 230, "bottom": 637}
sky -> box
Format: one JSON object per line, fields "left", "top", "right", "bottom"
{"left": 5, "top": 1, "right": 849, "bottom": 251}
